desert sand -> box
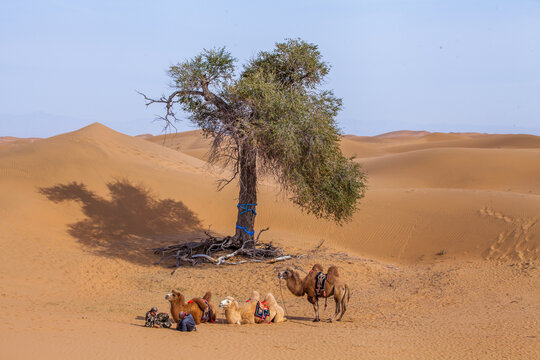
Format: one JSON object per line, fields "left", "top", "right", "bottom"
{"left": 0, "top": 123, "right": 538, "bottom": 359}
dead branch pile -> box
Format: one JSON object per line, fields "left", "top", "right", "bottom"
{"left": 148, "top": 228, "right": 295, "bottom": 272}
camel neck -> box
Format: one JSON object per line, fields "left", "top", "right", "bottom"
{"left": 170, "top": 295, "right": 186, "bottom": 322}
{"left": 287, "top": 272, "right": 305, "bottom": 296}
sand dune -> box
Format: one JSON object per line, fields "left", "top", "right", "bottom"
{"left": 361, "top": 147, "right": 540, "bottom": 193}
{"left": 146, "top": 130, "right": 213, "bottom": 161}
{"left": 0, "top": 124, "right": 538, "bottom": 359}
{"left": 0, "top": 136, "right": 41, "bottom": 146}
{"left": 374, "top": 130, "right": 431, "bottom": 138}
{"left": 141, "top": 128, "right": 540, "bottom": 262}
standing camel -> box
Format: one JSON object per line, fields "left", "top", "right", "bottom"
{"left": 278, "top": 264, "right": 350, "bottom": 322}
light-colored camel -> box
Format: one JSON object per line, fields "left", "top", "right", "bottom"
{"left": 278, "top": 263, "right": 350, "bottom": 322}
{"left": 165, "top": 290, "right": 216, "bottom": 324}
{"left": 219, "top": 296, "right": 258, "bottom": 324}
{"left": 248, "top": 291, "right": 286, "bottom": 323}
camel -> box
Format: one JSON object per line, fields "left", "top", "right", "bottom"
{"left": 219, "top": 292, "right": 283, "bottom": 324}
{"left": 165, "top": 290, "right": 216, "bottom": 324}
{"left": 248, "top": 291, "right": 287, "bottom": 323}
{"left": 219, "top": 296, "right": 256, "bottom": 324}
{"left": 278, "top": 263, "right": 350, "bottom": 322}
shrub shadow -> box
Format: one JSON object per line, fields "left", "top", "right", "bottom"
{"left": 39, "top": 180, "right": 204, "bottom": 266}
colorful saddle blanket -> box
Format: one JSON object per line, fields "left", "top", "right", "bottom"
{"left": 254, "top": 301, "right": 270, "bottom": 322}
{"left": 315, "top": 272, "right": 327, "bottom": 297}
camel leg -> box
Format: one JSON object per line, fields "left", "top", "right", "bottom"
{"left": 329, "top": 296, "right": 340, "bottom": 322}
{"left": 311, "top": 297, "right": 320, "bottom": 322}
{"left": 337, "top": 288, "right": 348, "bottom": 321}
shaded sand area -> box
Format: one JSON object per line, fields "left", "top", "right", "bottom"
{"left": 1, "top": 124, "right": 538, "bottom": 359}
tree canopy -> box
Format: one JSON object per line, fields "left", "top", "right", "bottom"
{"left": 141, "top": 38, "right": 366, "bottom": 226}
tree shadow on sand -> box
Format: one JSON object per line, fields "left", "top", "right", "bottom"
{"left": 39, "top": 180, "right": 204, "bottom": 266}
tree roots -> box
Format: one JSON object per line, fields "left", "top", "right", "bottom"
{"left": 147, "top": 228, "right": 296, "bottom": 273}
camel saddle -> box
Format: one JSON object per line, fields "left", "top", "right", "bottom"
{"left": 187, "top": 299, "right": 213, "bottom": 323}
{"left": 315, "top": 272, "right": 327, "bottom": 297}
{"left": 254, "top": 301, "right": 270, "bottom": 322}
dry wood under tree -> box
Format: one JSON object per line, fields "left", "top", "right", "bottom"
{"left": 148, "top": 228, "right": 297, "bottom": 272}
{"left": 140, "top": 39, "right": 367, "bottom": 268}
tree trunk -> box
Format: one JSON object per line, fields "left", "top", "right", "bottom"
{"left": 234, "top": 141, "right": 257, "bottom": 246}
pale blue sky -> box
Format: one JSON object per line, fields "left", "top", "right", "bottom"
{"left": 1, "top": 0, "right": 539, "bottom": 137}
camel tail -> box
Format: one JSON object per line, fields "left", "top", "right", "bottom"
{"left": 346, "top": 285, "right": 350, "bottom": 302}
{"left": 203, "top": 291, "right": 212, "bottom": 301}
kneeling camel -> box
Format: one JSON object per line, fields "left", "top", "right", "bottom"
{"left": 165, "top": 289, "right": 216, "bottom": 324}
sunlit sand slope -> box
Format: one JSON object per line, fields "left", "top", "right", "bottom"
{"left": 144, "top": 129, "right": 540, "bottom": 262}
{"left": 0, "top": 124, "right": 538, "bottom": 359}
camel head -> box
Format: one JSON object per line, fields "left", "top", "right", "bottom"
{"left": 278, "top": 268, "right": 293, "bottom": 280}
{"left": 219, "top": 296, "right": 235, "bottom": 309}
{"left": 165, "top": 289, "right": 181, "bottom": 303}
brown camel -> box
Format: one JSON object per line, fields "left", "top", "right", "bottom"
{"left": 278, "top": 264, "right": 350, "bottom": 322}
{"left": 165, "top": 290, "right": 216, "bottom": 324}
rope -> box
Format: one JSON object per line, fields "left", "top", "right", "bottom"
{"left": 237, "top": 203, "right": 257, "bottom": 215}
{"left": 236, "top": 203, "right": 257, "bottom": 235}
{"left": 278, "top": 279, "right": 290, "bottom": 318}
{"left": 236, "top": 224, "right": 254, "bottom": 236}
{"left": 278, "top": 279, "right": 319, "bottom": 328}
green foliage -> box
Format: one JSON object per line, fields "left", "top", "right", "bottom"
{"left": 235, "top": 39, "right": 367, "bottom": 222}
{"left": 242, "top": 38, "right": 329, "bottom": 89}
{"left": 169, "top": 47, "right": 236, "bottom": 89}
{"left": 153, "top": 39, "right": 367, "bottom": 223}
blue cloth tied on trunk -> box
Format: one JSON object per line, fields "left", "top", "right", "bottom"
{"left": 236, "top": 203, "right": 257, "bottom": 235}
{"left": 237, "top": 203, "right": 257, "bottom": 215}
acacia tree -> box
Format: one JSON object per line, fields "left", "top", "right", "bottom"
{"left": 141, "top": 39, "right": 366, "bottom": 250}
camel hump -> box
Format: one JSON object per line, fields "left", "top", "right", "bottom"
{"left": 191, "top": 297, "right": 208, "bottom": 311}
{"left": 264, "top": 293, "right": 277, "bottom": 304}
{"left": 250, "top": 290, "right": 260, "bottom": 301}
{"left": 202, "top": 291, "right": 212, "bottom": 301}
{"left": 327, "top": 265, "right": 340, "bottom": 277}
{"left": 311, "top": 263, "right": 324, "bottom": 273}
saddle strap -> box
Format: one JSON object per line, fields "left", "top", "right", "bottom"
{"left": 201, "top": 299, "right": 211, "bottom": 321}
